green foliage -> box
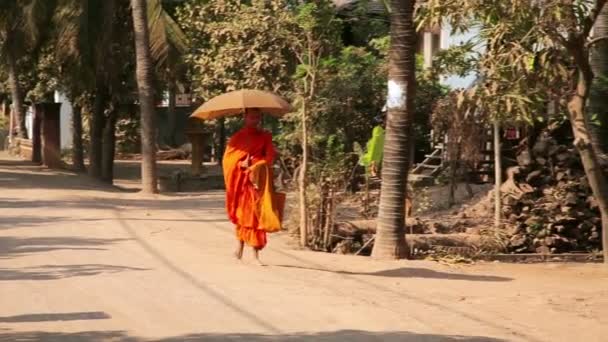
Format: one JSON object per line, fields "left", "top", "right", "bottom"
{"left": 176, "top": 0, "right": 296, "bottom": 99}
{"left": 419, "top": 0, "right": 604, "bottom": 124}
{"left": 26, "top": 44, "right": 59, "bottom": 103}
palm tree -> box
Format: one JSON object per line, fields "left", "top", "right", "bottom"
{"left": 54, "top": 0, "right": 185, "bottom": 184}
{"left": 371, "top": 0, "right": 416, "bottom": 259}
{"left": 131, "top": 0, "right": 158, "bottom": 194}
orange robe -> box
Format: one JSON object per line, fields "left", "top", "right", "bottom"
{"left": 223, "top": 127, "right": 282, "bottom": 249}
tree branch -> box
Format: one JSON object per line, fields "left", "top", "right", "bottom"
{"left": 587, "top": 35, "right": 608, "bottom": 47}
{"left": 583, "top": 0, "right": 608, "bottom": 38}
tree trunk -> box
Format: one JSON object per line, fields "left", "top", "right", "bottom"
{"left": 101, "top": 106, "right": 118, "bottom": 183}
{"left": 299, "top": 99, "right": 309, "bottom": 247}
{"left": 494, "top": 120, "right": 502, "bottom": 228}
{"left": 166, "top": 81, "right": 177, "bottom": 147}
{"left": 71, "top": 103, "right": 86, "bottom": 172}
{"left": 217, "top": 117, "right": 226, "bottom": 163}
{"left": 568, "top": 60, "right": 608, "bottom": 264}
{"left": 371, "top": 0, "right": 416, "bottom": 260}
{"left": 131, "top": 0, "right": 158, "bottom": 194}
{"left": 6, "top": 47, "right": 26, "bottom": 139}
{"left": 589, "top": 5, "right": 608, "bottom": 162}
{"left": 89, "top": 0, "right": 116, "bottom": 179}
{"left": 89, "top": 85, "right": 106, "bottom": 179}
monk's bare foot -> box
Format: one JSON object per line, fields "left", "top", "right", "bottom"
{"left": 234, "top": 242, "right": 244, "bottom": 260}
{"left": 253, "top": 249, "right": 265, "bottom": 266}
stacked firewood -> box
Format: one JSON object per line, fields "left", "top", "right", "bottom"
{"left": 501, "top": 134, "right": 602, "bottom": 253}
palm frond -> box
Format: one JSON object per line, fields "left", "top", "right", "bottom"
{"left": 147, "top": 0, "right": 188, "bottom": 67}
{"left": 22, "top": 0, "right": 57, "bottom": 46}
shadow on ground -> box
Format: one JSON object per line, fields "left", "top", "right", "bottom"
{"left": 0, "top": 264, "right": 148, "bottom": 281}
{"left": 0, "top": 330, "right": 506, "bottom": 342}
{"left": 0, "top": 196, "right": 225, "bottom": 211}
{"left": 0, "top": 236, "right": 129, "bottom": 259}
{"left": 272, "top": 264, "right": 512, "bottom": 282}
{"left": 0, "top": 158, "right": 222, "bottom": 193}
{"left": 0, "top": 216, "right": 226, "bottom": 230}
{"left": 0, "top": 312, "right": 110, "bottom": 323}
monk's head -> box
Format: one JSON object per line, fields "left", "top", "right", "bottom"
{"left": 244, "top": 108, "right": 262, "bottom": 128}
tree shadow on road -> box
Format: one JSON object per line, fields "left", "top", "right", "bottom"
{"left": 0, "top": 329, "right": 507, "bottom": 342}
{"left": 0, "top": 311, "right": 110, "bottom": 323}
{"left": 271, "top": 264, "right": 512, "bottom": 282}
{"left": 0, "top": 236, "right": 130, "bottom": 259}
{"left": 0, "top": 264, "right": 148, "bottom": 281}
{"left": 0, "top": 216, "right": 226, "bottom": 230}
{"left": 0, "top": 196, "right": 225, "bottom": 212}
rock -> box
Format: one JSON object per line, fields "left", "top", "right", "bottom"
{"left": 556, "top": 152, "right": 573, "bottom": 163}
{"left": 533, "top": 139, "right": 550, "bottom": 155}
{"left": 536, "top": 157, "right": 547, "bottom": 166}
{"left": 517, "top": 150, "right": 533, "bottom": 166}
{"left": 586, "top": 196, "right": 598, "bottom": 209}
{"left": 509, "top": 234, "right": 527, "bottom": 248}
{"left": 564, "top": 193, "right": 578, "bottom": 206}
{"left": 524, "top": 217, "right": 540, "bottom": 227}
{"left": 432, "top": 222, "right": 450, "bottom": 234}
{"left": 526, "top": 170, "right": 543, "bottom": 183}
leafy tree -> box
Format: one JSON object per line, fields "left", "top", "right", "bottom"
{"left": 421, "top": 0, "right": 608, "bottom": 263}
{"left": 0, "top": 0, "right": 55, "bottom": 138}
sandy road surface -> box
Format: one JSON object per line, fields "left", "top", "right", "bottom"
{"left": 0, "top": 153, "right": 607, "bottom": 341}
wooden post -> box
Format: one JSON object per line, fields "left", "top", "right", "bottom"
{"left": 8, "top": 104, "right": 14, "bottom": 145}
{"left": 493, "top": 120, "right": 502, "bottom": 228}
{"left": 32, "top": 105, "right": 42, "bottom": 164}
{"left": 40, "top": 103, "right": 62, "bottom": 169}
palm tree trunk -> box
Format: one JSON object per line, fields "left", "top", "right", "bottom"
{"left": 589, "top": 5, "right": 608, "bottom": 162}
{"left": 371, "top": 0, "right": 416, "bottom": 260}
{"left": 71, "top": 103, "right": 86, "bottom": 172}
{"left": 131, "top": 0, "right": 158, "bottom": 194}
{"left": 6, "top": 47, "right": 26, "bottom": 139}
{"left": 101, "top": 105, "right": 118, "bottom": 183}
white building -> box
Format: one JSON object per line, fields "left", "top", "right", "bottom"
{"left": 24, "top": 91, "right": 74, "bottom": 150}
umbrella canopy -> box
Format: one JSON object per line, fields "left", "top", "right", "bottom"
{"left": 190, "top": 89, "right": 293, "bottom": 120}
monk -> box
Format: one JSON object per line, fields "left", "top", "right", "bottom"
{"left": 222, "top": 108, "right": 283, "bottom": 265}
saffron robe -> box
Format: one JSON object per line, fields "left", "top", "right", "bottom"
{"left": 223, "top": 127, "right": 283, "bottom": 249}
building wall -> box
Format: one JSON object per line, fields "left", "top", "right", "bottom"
{"left": 441, "top": 24, "right": 480, "bottom": 89}
{"left": 54, "top": 92, "right": 73, "bottom": 150}
{"left": 420, "top": 22, "right": 481, "bottom": 90}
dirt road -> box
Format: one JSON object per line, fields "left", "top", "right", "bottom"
{"left": 0, "top": 153, "right": 606, "bottom": 341}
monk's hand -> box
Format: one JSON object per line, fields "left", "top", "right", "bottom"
{"left": 240, "top": 156, "right": 251, "bottom": 168}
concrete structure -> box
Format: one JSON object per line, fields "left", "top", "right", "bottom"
{"left": 421, "top": 23, "right": 480, "bottom": 89}
{"left": 24, "top": 91, "right": 74, "bottom": 151}
{"left": 54, "top": 92, "right": 73, "bottom": 150}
